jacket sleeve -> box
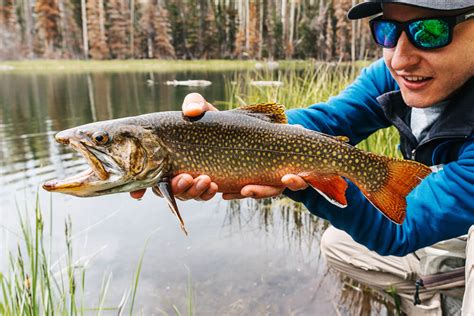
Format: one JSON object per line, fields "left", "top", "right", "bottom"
{"left": 289, "top": 138, "right": 474, "bottom": 256}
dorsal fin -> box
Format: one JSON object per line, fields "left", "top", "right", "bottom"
{"left": 335, "top": 136, "right": 350, "bottom": 143}
{"left": 233, "top": 102, "right": 287, "bottom": 124}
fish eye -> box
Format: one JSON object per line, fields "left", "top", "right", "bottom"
{"left": 92, "top": 131, "right": 110, "bottom": 145}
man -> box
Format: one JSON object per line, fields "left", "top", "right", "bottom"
{"left": 132, "top": 1, "right": 474, "bottom": 314}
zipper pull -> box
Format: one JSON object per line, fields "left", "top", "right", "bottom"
{"left": 411, "top": 149, "right": 416, "bottom": 160}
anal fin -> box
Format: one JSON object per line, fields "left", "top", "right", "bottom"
{"left": 301, "top": 174, "right": 348, "bottom": 208}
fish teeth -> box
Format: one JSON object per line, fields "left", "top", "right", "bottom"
{"left": 405, "top": 76, "right": 428, "bottom": 82}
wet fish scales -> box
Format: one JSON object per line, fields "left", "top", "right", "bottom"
{"left": 156, "top": 111, "right": 388, "bottom": 193}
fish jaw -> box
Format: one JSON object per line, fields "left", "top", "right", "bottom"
{"left": 42, "top": 140, "right": 124, "bottom": 196}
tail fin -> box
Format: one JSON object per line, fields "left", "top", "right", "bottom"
{"left": 355, "top": 159, "right": 431, "bottom": 224}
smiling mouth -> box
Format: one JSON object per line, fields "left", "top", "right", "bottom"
{"left": 402, "top": 75, "right": 433, "bottom": 83}
{"left": 43, "top": 141, "right": 110, "bottom": 192}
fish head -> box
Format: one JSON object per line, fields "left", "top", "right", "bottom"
{"left": 43, "top": 120, "right": 169, "bottom": 196}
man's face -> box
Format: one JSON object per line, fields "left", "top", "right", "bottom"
{"left": 383, "top": 4, "right": 474, "bottom": 108}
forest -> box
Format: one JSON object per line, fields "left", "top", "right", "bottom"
{"left": 0, "top": 0, "right": 381, "bottom": 61}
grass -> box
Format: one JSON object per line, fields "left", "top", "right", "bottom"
{"left": 0, "top": 59, "right": 368, "bottom": 75}
{"left": 0, "top": 59, "right": 316, "bottom": 74}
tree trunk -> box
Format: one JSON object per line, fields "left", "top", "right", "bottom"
{"left": 22, "top": 0, "right": 34, "bottom": 57}
{"left": 81, "top": 0, "right": 88, "bottom": 58}
{"left": 130, "top": 0, "right": 134, "bottom": 57}
{"left": 258, "top": 0, "right": 263, "bottom": 59}
{"left": 351, "top": 0, "right": 355, "bottom": 61}
{"left": 98, "top": 0, "right": 105, "bottom": 38}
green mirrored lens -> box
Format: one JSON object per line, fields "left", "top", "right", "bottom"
{"left": 409, "top": 19, "right": 449, "bottom": 48}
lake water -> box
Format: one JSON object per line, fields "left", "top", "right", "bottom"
{"left": 0, "top": 70, "right": 387, "bottom": 314}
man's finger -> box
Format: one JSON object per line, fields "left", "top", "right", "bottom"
{"left": 222, "top": 193, "right": 246, "bottom": 200}
{"left": 176, "top": 175, "right": 211, "bottom": 200}
{"left": 182, "top": 93, "right": 217, "bottom": 117}
{"left": 170, "top": 174, "right": 194, "bottom": 195}
{"left": 130, "top": 189, "right": 146, "bottom": 200}
{"left": 240, "top": 185, "right": 285, "bottom": 199}
{"left": 281, "top": 174, "right": 309, "bottom": 191}
{"left": 197, "top": 182, "right": 219, "bottom": 201}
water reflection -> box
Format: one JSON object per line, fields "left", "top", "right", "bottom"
{"left": 226, "top": 198, "right": 329, "bottom": 257}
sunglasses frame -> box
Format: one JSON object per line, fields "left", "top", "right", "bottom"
{"left": 369, "top": 9, "right": 474, "bottom": 50}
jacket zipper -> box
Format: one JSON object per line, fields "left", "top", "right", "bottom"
{"left": 411, "top": 135, "right": 469, "bottom": 161}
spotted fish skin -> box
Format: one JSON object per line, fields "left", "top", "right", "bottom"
{"left": 155, "top": 111, "right": 388, "bottom": 193}
{"left": 43, "top": 103, "right": 431, "bottom": 227}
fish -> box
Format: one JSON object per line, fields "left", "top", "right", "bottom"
{"left": 43, "top": 103, "right": 431, "bottom": 234}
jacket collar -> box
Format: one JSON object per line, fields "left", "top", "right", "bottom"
{"left": 377, "top": 77, "right": 474, "bottom": 146}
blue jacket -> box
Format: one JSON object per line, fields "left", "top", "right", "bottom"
{"left": 284, "top": 58, "right": 474, "bottom": 256}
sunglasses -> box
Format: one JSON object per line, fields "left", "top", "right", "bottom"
{"left": 369, "top": 9, "right": 474, "bottom": 50}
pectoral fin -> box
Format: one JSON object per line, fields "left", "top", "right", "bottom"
{"left": 156, "top": 181, "right": 188, "bottom": 235}
{"left": 301, "top": 174, "right": 348, "bottom": 208}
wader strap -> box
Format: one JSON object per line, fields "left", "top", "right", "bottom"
{"left": 413, "top": 267, "right": 465, "bottom": 305}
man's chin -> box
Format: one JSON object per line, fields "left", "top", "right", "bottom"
{"left": 400, "top": 90, "right": 443, "bottom": 108}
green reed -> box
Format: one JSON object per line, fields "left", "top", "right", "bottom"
{"left": 0, "top": 196, "right": 106, "bottom": 315}
{"left": 0, "top": 195, "right": 165, "bottom": 315}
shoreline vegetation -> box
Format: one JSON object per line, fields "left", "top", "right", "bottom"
{"left": 0, "top": 59, "right": 370, "bottom": 74}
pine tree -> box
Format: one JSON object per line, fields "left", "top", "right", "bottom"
{"left": 325, "top": 3, "right": 334, "bottom": 61}
{"left": 272, "top": 9, "right": 284, "bottom": 59}
{"left": 201, "top": 3, "right": 218, "bottom": 59}
{"left": 136, "top": 0, "right": 154, "bottom": 58}
{"left": 106, "top": 0, "right": 129, "bottom": 59}
{"left": 247, "top": 0, "right": 259, "bottom": 58}
{"left": 59, "top": 0, "right": 83, "bottom": 58}
{"left": 224, "top": 6, "right": 238, "bottom": 58}
{"left": 167, "top": 1, "right": 186, "bottom": 58}
{"left": 136, "top": 0, "right": 175, "bottom": 59}
{"left": 315, "top": 1, "right": 328, "bottom": 60}
{"left": 334, "top": 0, "right": 351, "bottom": 60}
{"left": 87, "top": 0, "right": 109, "bottom": 59}
{"left": 154, "top": 5, "right": 175, "bottom": 59}
{"left": 0, "top": 0, "right": 22, "bottom": 58}
{"left": 34, "top": 0, "right": 61, "bottom": 57}
{"left": 184, "top": 0, "right": 200, "bottom": 58}
{"left": 295, "top": 7, "right": 317, "bottom": 59}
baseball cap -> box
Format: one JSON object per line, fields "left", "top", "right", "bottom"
{"left": 348, "top": 0, "right": 474, "bottom": 20}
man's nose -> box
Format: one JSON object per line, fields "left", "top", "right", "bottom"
{"left": 389, "top": 32, "right": 421, "bottom": 71}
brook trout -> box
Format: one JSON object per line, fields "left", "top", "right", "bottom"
{"left": 43, "top": 103, "right": 431, "bottom": 234}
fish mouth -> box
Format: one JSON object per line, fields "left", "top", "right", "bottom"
{"left": 43, "top": 140, "right": 119, "bottom": 194}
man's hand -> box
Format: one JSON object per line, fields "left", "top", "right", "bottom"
{"left": 129, "top": 93, "right": 308, "bottom": 201}
{"left": 222, "top": 174, "right": 308, "bottom": 200}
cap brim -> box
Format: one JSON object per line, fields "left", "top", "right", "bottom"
{"left": 347, "top": 2, "right": 382, "bottom": 20}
